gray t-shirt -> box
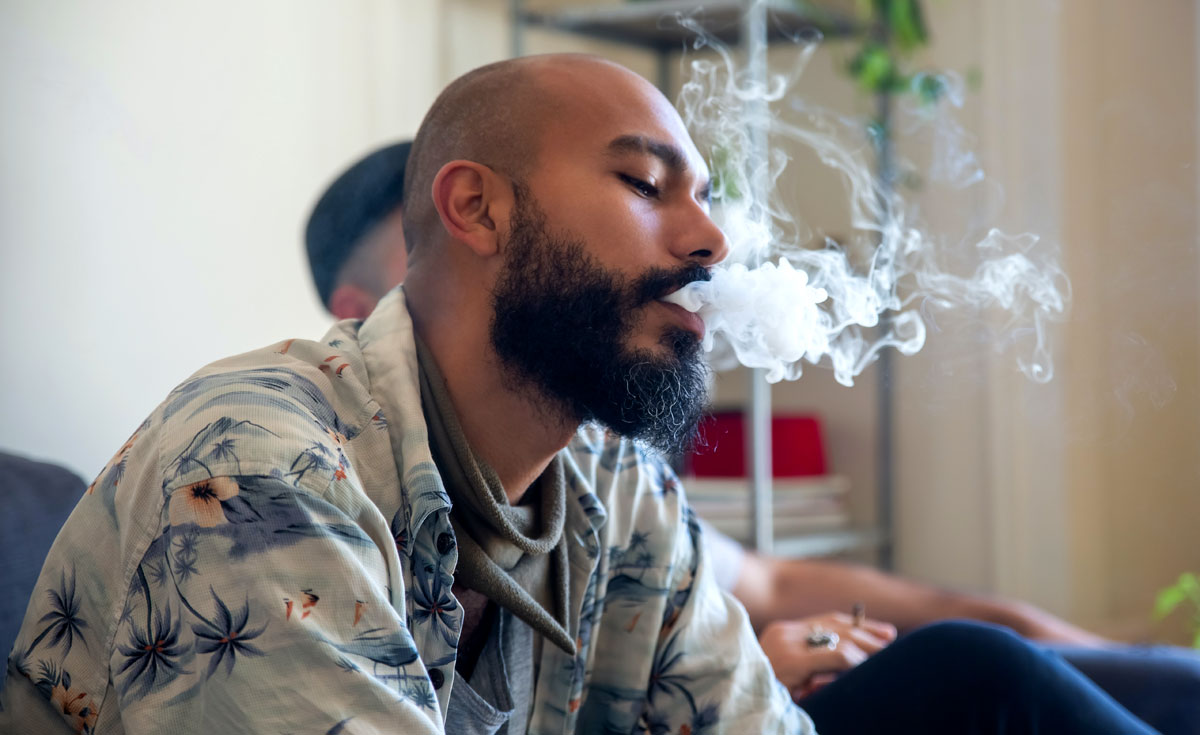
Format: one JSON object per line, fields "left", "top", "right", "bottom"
{"left": 445, "top": 608, "right": 536, "bottom": 735}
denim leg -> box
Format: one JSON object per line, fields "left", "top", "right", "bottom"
{"left": 799, "top": 620, "right": 1158, "bottom": 735}
{"left": 1049, "top": 643, "right": 1200, "bottom": 735}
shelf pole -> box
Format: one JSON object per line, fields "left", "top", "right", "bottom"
{"left": 742, "top": 0, "right": 773, "bottom": 554}
{"left": 874, "top": 81, "right": 896, "bottom": 570}
{"left": 868, "top": 9, "right": 897, "bottom": 570}
{"left": 509, "top": 0, "right": 525, "bottom": 58}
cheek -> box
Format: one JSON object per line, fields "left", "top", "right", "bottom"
{"left": 583, "top": 206, "right": 666, "bottom": 266}
{"left": 533, "top": 181, "right": 664, "bottom": 270}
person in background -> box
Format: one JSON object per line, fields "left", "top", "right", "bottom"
{"left": 306, "top": 133, "right": 1198, "bottom": 735}
{"left": 307, "top": 141, "right": 413, "bottom": 322}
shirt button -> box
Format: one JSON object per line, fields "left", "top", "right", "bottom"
{"left": 429, "top": 667, "right": 445, "bottom": 689}
{"left": 436, "top": 532, "right": 456, "bottom": 555}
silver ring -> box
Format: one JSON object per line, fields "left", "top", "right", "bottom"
{"left": 805, "top": 627, "right": 839, "bottom": 650}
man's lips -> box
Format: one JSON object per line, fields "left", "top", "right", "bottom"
{"left": 657, "top": 299, "right": 706, "bottom": 340}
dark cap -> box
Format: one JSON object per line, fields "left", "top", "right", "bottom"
{"left": 305, "top": 140, "right": 413, "bottom": 307}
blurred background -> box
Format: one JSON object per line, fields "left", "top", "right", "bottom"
{"left": 1, "top": 0, "right": 1197, "bottom": 646}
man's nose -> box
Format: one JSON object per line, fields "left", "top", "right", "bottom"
{"left": 673, "top": 201, "right": 729, "bottom": 266}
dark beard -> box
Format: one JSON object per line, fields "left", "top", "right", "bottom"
{"left": 489, "top": 185, "right": 712, "bottom": 456}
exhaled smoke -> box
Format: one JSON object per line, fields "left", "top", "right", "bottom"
{"left": 667, "top": 19, "right": 1069, "bottom": 387}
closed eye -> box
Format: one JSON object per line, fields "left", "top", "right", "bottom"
{"left": 619, "top": 173, "right": 660, "bottom": 199}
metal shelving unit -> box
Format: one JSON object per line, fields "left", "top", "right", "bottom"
{"left": 517, "top": 0, "right": 858, "bottom": 53}
{"left": 511, "top": 0, "right": 888, "bottom": 561}
{"left": 773, "top": 527, "right": 886, "bottom": 558}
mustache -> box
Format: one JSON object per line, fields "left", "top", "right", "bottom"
{"left": 631, "top": 263, "right": 712, "bottom": 306}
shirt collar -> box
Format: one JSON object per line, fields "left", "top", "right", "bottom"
{"left": 358, "top": 287, "right": 451, "bottom": 546}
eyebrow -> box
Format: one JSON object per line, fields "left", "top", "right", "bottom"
{"left": 606, "top": 134, "right": 712, "bottom": 202}
{"left": 607, "top": 134, "right": 687, "bottom": 171}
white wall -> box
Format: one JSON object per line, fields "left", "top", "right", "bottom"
{"left": 0, "top": 1, "right": 440, "bottom": 478}
{"left": 0, "top": 0, "right": 658, "bottom": 481}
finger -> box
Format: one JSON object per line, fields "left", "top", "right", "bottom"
{"left": 806, "top": 641, "right": 868, "bottom": 674}
{"left": 842, "top": 627, "right": 890, "bottom": 655}
{"left": 859, "top": 618, "right": 898, "bottom": 641}
{"left": 762, "top": 620, "right": 824, "bottom": 651}
{"left": 821, "top": 611, "right": 897, "bottom": 642}
{"left": 812, "top": 619, "right": 889, "bottom": 653}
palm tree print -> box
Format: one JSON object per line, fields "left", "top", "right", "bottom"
{"left": 327, "top": 625, "right": 432, "bottom": 706}
{"left": 172, "top": 529, "right": 201, "bottom": 582}
{"left": 118, "top": 596, "right": 135, "bottom": 626}
{"left": 162, "top": 367, "right": 361, "bottom": 443}
{"left": 24, "top": 567, "right": 89, "bottom": 659}
{"left": 115, "top": 603, "right": 191, "bottom": 699}
{"left": 287, "top": 441, "right": 343, "bottom": 485}
{"left": 648, "top": 631, "right": 699, "bottom": 715}
{"left": 409, "top": 561, "right": 460, "bottom": 648}
{"left": 146, "top": 559, "right": 168, "bottom": 588}
{"left": 189, "top": 587, "right": 267, "bottom": 678}
{"left": 32, "top": 658, "right": 62, "bottom": 697}
{"left": 689, "top": 704, "right": 720, "bottom": 734}
{"left": 167, "top": 417, "right": 277, "bottom": 480}
{"left": 86, "top": 419, "right": 147, "bottom": 495}
{"left": 326, "top": 627, "right": 420, "bottom": 669}
{"left": 402, "top": 678, "right": 436, "bottom": 710}
{"left": 610, "top": 532, "right": 657, "bottom": 580}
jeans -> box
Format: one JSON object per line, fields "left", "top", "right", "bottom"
{"left": 799, "top": 620, "right": 1157, "bottom": 734}
{"left": 1054, "top": 642, "right": 1200, "bottom": 735}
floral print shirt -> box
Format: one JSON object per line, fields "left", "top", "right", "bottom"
{"left": 0, "top": 288, "right": 814, "bottom": 735}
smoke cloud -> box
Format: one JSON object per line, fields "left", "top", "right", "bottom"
{"left": 667, "top": 22, "right": 1069, "bottom": 387}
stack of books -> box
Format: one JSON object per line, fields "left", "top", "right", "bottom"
{"left": 682, "top": 475, "right": 851, "bottom": 546}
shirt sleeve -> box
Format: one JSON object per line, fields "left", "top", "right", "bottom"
{"left": 109, "top": 473, "right": 445, "bottom": 735}
{"left": 639, "top": 471, "right": 817, "bottom": 735}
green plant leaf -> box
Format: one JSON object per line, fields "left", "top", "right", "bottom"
{"left": 1154, "top": 584, "right": 1187, "bottom": 620}
{"left": 709, "top": 145, "right": 743, "bottom": 202}
{"left": 889, "top": 0, "right": 929, "bottom": 52}
{"left": 849, "top": 44, "right": 895, "bottom": 93}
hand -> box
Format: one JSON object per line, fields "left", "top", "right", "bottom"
{"left": 757, "top": 611, "right": 897, "bottom": 700}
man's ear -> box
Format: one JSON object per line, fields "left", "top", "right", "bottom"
{"left": 328, "top": 284, "right": 379, "bottom": 321}
{"left": 430, "top": 160, "right": 511, "bottom": 258}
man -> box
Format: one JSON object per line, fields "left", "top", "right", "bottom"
{"left": 307, "top": 135, "right": 1197, "bottom": 732}
{"left": 2, "top": 56, "right": 1162, "bottom": 734}
{"left": 1, "top": 54, "right": 804, "bottom": 735}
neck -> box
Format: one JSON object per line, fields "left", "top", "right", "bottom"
{"left": 406, "top": 275, "right": 576, "bottom": 504}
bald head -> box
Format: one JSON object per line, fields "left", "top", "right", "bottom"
{"left": 402, "top": 55, "right": 669, "bottom": 256}
{"left": 401, "top": 54, "right": 726, "bottom": 457}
